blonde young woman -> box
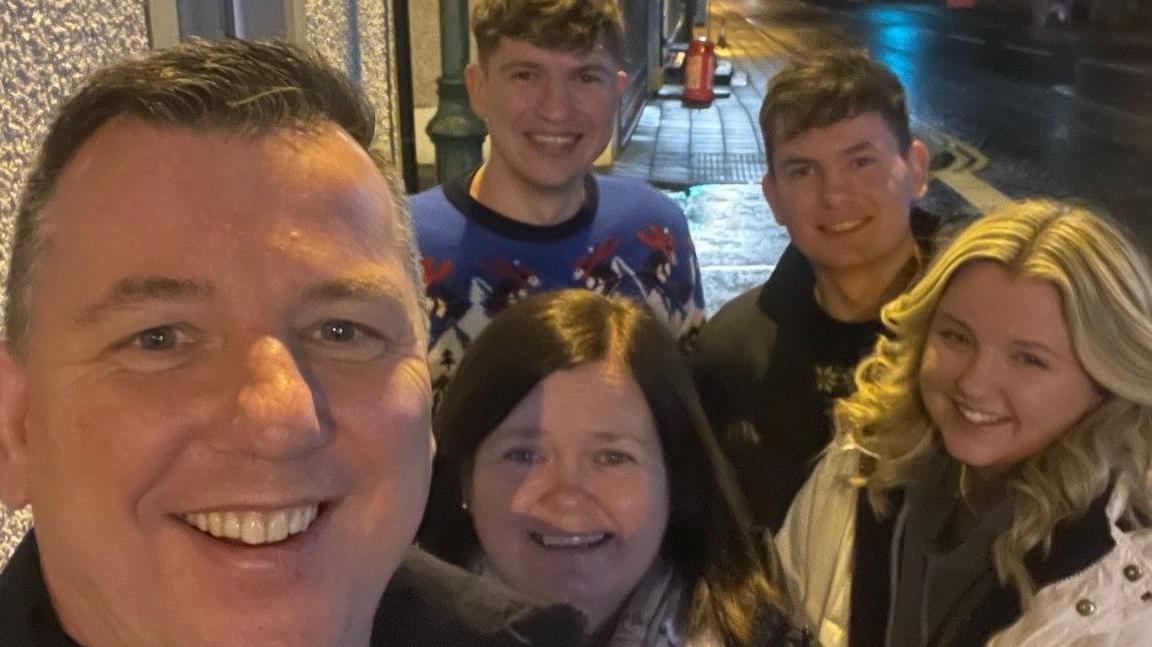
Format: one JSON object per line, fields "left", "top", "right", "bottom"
{"left": 776, "top": 199, "right": 1152, "bottom": 646}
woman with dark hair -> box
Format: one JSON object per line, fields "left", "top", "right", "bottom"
{"left": 419, "top": 290, "right": 807, "bottom": 646}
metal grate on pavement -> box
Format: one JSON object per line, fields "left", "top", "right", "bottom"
{"left": 684, "top": 152, "right": 766, "bottom": 185}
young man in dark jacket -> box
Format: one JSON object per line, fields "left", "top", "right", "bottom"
{"left": 692, "top": 51, "right": 938, "bottom": 532}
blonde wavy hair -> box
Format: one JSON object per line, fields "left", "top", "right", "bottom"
{"left": 836, "top": 198, "right": 1152, "bottom": 600}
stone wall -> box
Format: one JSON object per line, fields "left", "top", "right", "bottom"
{"left": 411, "top": 2, "right": 442, "bottom": 108}
{"left": 301, "top": 0, "right": 401, "bottom": 165}
{"left": 0, "top": 0, "right": 150, "bottom": 569}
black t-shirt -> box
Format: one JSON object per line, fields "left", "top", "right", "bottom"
{"left": 693, "top": 244, "right": 881, "bottom": 532}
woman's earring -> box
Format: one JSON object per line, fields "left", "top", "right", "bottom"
{"left": 461, "top": 499, "right": 470, "bottom": 513}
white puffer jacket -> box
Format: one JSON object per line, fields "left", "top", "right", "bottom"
{"left": 985, "top": 485, "right": 1152, "bottom": 647}
{"left": 775, "top": 443, "right": 1152, "bottom": 647}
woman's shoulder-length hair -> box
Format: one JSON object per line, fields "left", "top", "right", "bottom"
{"left": 837, "top": 198, "right": 1152, "bottom": 599}
{"left": 418, "top": 289, "right": 787, "bottom": 644}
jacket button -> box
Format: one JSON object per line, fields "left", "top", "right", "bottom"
{"left": 1124, "top": 565, "right": 1144, "bottom": 582}
{"left": 1076, "top": 599, "right": 1096, "bottom": 616}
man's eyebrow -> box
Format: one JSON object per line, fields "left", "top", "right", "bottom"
{"left": 841, "top": 140, "right": 877, "bottom": 155}
{"left": 76, "top": 277, "right": 214, "bottom": 325}
{"left": 497, "top": 60, "right": 543, "bottom": 72}
{"left": 302, "top": 277, "right": 410, "bottom": 309}
{"left": 777, "top": 154, "right": 814, "bottom": 167}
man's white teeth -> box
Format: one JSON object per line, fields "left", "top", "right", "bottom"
{"left": 957, "top": 404, "right": 1005, "bottom": 425}
{"left": 183, "top": 505, "right": 319, "bottom": 545}
{"left": 533, "top": 532, "right": 609, "bottom": 548}
{"left": 530, "top": 134, "right": 577, "bottom": 146}
{"left": 824, "top": 219, "right": 867, "bottom": 233}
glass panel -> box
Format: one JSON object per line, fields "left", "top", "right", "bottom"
{"left": 176, "top": 0, "right": 235, "bottom": 39}
{"left": 236, "top": 0, "right": 285, "bottom": 39}
{"left": 619, "top": 1, "right": 653, "bottom": 150}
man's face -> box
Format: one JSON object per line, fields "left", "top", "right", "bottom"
{"left": 0, "top": 119, "right": 433, "bottom": 646}
{"left": 465, "top": 37, "right": 627, "bottom": 195}
{"left": 762, "top": 112, "right": 929, "bottom": 273}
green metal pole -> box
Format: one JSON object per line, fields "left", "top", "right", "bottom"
{"left": 428, "top": 0, "right": 487, "bottom": 183}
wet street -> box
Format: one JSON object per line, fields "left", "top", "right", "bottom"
{"left": 612, "top": 0, "right": 1152, "bottom": 310}
{"left": 716, "top": 0, "right": 1152, "bottom": 245}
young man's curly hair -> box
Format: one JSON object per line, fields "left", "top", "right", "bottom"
{"left": 471, "top": 0, "right": 625, "bottom": 66}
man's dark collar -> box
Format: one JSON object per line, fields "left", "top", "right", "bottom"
{"left": 442, "top": 169, "right": 599, "bottom": 242}
{"left": 1, "top": 535, "right": 582, "bottom": 647}
{"left": 757, "top": 206, "right": 942, "bottom": 318}
{"left": 0, "top": 532, "right": 81, "bottom": 646}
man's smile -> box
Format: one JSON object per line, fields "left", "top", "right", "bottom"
{"left": 819, "top": 217, "right": 870, "bottom": 235}
{"left": 526, "top": 132, "right": 582, "bottom": 153}
{"left": 182, "top": 503, "right": 321, "bottom": 545}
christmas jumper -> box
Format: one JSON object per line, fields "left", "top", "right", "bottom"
{"left": 412, "top": 171, "right": 705, "bottom": 406}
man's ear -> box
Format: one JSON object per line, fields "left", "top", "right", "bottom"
{"left": 464, "top": 63, "right": 487, "bottom": 121}
{"left": 761, "top": 171, "right": 785, "bottom": 226}
{"left": 614, "top": 70, "right": 629, "bottom": 95}
{"left": 0, "top": 344, "right": 30, "bottom": 508}
{"left": 907, "top": 139, "right": 931, "bottom": 199}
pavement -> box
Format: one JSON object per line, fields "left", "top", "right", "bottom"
{"left": 607, "top": 1, "right": 787, "bottom": 312}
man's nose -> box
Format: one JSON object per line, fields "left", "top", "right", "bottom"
{"left": 819, "top": 169, "right": 852, "bottom": 207}
{"left": 536, "top": 78, "right": 573, "bottom": 122}
{"left": 229, "top": 337, "right": 328, "bottom": 459}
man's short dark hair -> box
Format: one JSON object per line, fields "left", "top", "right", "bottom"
{"left": 5, "top": 38, "right": 422, "bottom": 357}
{"left": 471, "top": 0, "right": 625, "bottom": 66}
{"left": 759, "top": 50, "right": 913, "bottom": 173}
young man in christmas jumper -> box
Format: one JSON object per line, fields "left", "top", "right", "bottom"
{"left": 412, "top": 0, "right": 705, "bottom": 405}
